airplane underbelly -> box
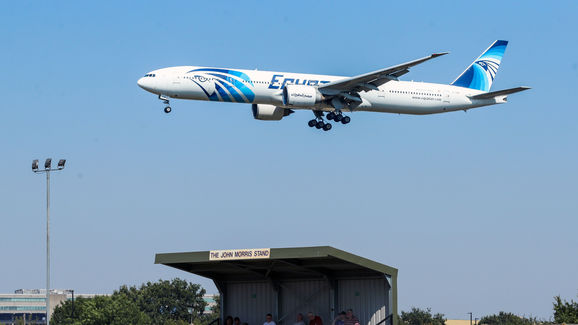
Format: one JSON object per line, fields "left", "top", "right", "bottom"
{"left": 363, "top": 93, "right": 446, "bottom": 114}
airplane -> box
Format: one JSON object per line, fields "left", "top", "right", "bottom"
{"left": 137, "top": 40, "right": 529, "bottom": 131}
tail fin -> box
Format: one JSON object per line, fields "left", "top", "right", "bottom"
{"left": 451, "top": 40, "right": 508, "bottom": 92}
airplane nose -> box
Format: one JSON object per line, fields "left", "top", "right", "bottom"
{"left": 137, "top": 76, "right": 157, "bottom": 93}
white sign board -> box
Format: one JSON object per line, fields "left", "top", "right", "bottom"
{"left": 209, "top": 248, "right": 271, "bottom": 261}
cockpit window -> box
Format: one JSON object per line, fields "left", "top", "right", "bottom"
{"left": 143, "top": 74, "right": 156, "bottom": 77}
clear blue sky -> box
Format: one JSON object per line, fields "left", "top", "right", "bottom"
{"left": 1, "top": 1, "right": 577, "bottom": 320}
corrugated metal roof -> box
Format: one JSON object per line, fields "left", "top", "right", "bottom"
{"left": 155, "top": 246, "right": 397, "bottom": 281}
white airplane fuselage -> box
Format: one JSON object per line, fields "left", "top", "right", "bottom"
{"left": 137, "top": 66, "right": 503, "bottom": 115}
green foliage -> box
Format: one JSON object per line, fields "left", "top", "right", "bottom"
{"left": 196, "top": 313, "right": 220, "bottom": 325}
{"left": 400, "top": 307, "right": 446, "bottom": 325}
{"left": 51, "top": 295, "right": 150, "bottom": 325}
{"left": 164, "top": 320, "right": 191, "bottom": 325}
{"left": 13, "top": 317, "right": 25, "bottom": 325}
{"left": 192, "top": 294, "right": 220, "bottom": 325}
{"left": 478, "top": 312, "right": 539, "bottom": 325}
{"left": 210, "top": 294, "right": 220, "bottom": 315}
{"left": 117, "top": 278, "right": 207, "bottom": 324}
{"left": 553, "top": 295, "right": 578, "bottom": 323}
{"left": 52, "top": 278, "right": 207, "bottom": 325}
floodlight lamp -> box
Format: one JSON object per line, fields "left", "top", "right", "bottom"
{"left": 44, "top": 158, "right": 52, "bottom": 170}
{"left": 57, "top": 159, "right": 66, "bottom": 169}
{"left": 32, "top": 159, "right": 39, "bottom": 171}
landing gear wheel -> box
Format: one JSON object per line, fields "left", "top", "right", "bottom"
{"left": 308, "top": 119, "right": 317, "bottom": 127}
{"left": 323, "top": 123, "right": 332, "bottom": 131}
{"left": 341, "top": 116, "right": 351, "bottom": 124}
{"left": 159, "top": 95, "right": 171, "bottom": 113}
{"left": 334, "top": 114, "right": 343, "bottom": 122}
{"left": 327, "top": 112, "right": 335, "bottom": 120}
{"left": 315, "top": 121, "right": 325, "bottom": 129}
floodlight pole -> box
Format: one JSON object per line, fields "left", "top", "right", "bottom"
{"left": 71, "top": 289, "right": 75, "bottom": 319}
{"left": 46, "top": 169, "right": 50, "bottom": 325}
{"left": 32, "top": 158, "right": 66, "bottom": 325}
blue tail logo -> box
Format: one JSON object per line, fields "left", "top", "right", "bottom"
{"left": 187, "top": 68, "right": 255, "bottom": 103}
{"left": 451, "top": 40, "right": 508, "bottom": 92}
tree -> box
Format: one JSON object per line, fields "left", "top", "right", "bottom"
{"left": 13, "top": 317, "right": 25, "bottom": 325}
{"left": 478, "top": 312, "right": 537, "bottom": 325}
{"left": 116, "top": 278, "right": 207, "bottom": 324}
{"left": 52, "top": 278, "right": 206, "bottom": 325}
{"left": 553, "top": 295, "right": 578, "bottom": 323}
{"left": 190, "top": 294, "right": 220, "bottom": 325}
{"left": 210, "top": 294, "right": 220, "bottom": 315}
{"left": 401, "top": 307, "right": 446, "bottom": 325}
{"left": 52, "top": 295, "right": 150, "bottom": 325}
{"left": 164, "top": 320, "right": 191, "bottom": 325}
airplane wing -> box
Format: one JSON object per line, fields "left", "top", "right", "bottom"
{"left": 468, "top": 86, "right": 531, "bottom": 100}
{"left": 318, "top": 52, "right": 449, "bottom": 96}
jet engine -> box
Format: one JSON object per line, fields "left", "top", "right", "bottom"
{"left": 282, "top": 85, "right": 323, "bottom": 107}
{"left": 252, "top": 104, "right": 294, "bottom": 121}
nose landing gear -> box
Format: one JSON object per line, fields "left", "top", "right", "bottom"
{"left": 159, "top": 94, "right": 171, "bottom": 114}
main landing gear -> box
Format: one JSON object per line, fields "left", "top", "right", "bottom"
{"left": 308, "top": 118, "right": 332, "bottom": 131}
{"left": 308, "top": 111, "right": 351, "bottom": 131}
{"left": 308, "top": 111, "right": 331, "bottom": 131}
{"left": 326, "top": 111, "right": 351, "bottom": 124}
{"left": 159, "top": 94, "right": 171, "bottom": 113}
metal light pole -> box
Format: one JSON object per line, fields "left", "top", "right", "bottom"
{"left": 70, "top": 289, "right": 75, "bottom": 320}
{"left": 468, "top": 312, "right": 473, "bottom": 325}
{"left": 188, "top": 306, "right": 193, "bottom": 325}
{"left": 32, "top": 158, "right": 66, "bottom": 325}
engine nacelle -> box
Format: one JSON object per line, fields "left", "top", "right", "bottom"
{"left": 252, "top": 104, "right": 294, "bottom": 121}
{"left": 282, "top": 85, "right": 323, "bottom": 107}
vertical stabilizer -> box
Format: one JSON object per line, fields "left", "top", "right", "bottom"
{"left": 451, "top": 40, "right": 508, "bottom": 92}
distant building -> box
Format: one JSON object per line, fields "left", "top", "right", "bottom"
{"left": 0, "top": 289, "right": 103, "bottom": 325}
{"left": 447, "top": 320, "right": 478, "bottom": 325}
{"left": 203, "top": 294, "right": 218, "bottom": 314}
{"left": 1, "top": 289, "right": 217, "bottom": 324}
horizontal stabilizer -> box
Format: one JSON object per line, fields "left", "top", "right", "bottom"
{"left": 469, "top": 86, "right": 531, "bottom": 100}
